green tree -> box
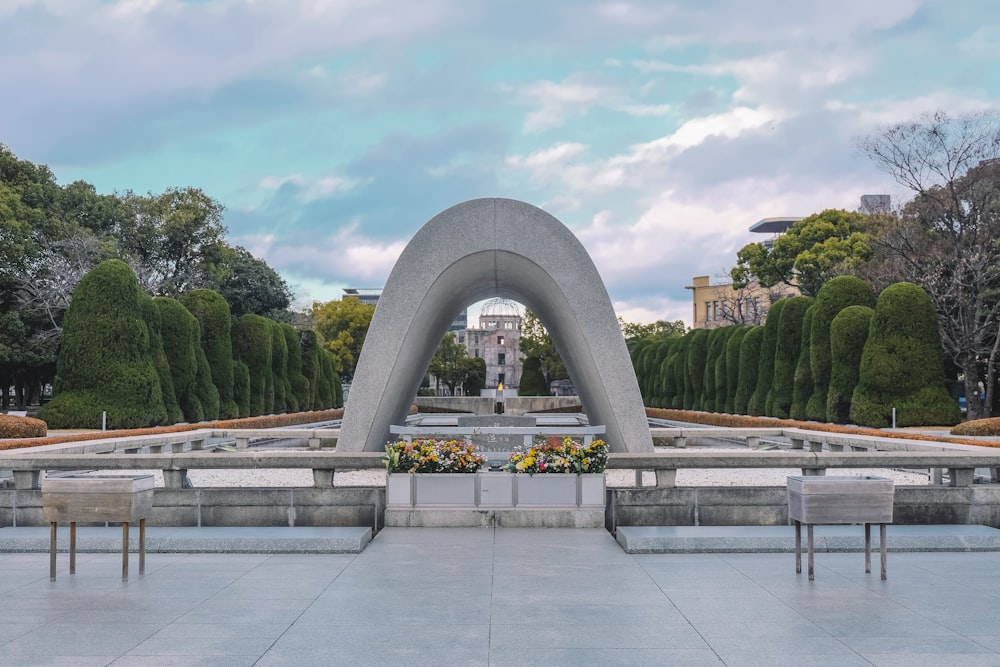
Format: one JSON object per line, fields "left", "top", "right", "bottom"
{"left": 620, "top": 317, "right": 686, "bottom": 346}
{"left": 216, "top": 245, "right": 293, "bottom": 320}
{"left": 39, "top": 260, "right": 167, "bottom": 429}
{"left": 851, "top": 282, "right": 961, "bottom": 427}
{"left": 860, "top": 111, "right": 1000, "bottom": 419}
{"left": 428, "top": 332, "right": 476, "bottom": 396}
{"left": 519, "top": 310, "right": 567, "bottom": 386}
{"left": 806, "top": 276, "right": 875, "bottom": 421}
{"left": 116, "top": 187, "right": 228, "bottom": 297}
{"left": 827, "top": 305, "right": 874, "bottom": 423}
{"left": 704, "top": 327, "right": 734, "bottom": 412}
{"left": 732, "top": 209, "right": 874, "bottom": 297}
{"left": 282, "top": 323, "right": 310, "bottom": 412}
{"left": 767, "top": 296, "right": 814, "bottom": 419}
{"left": 310, "top": 297, "right": 376, "bottom": 380}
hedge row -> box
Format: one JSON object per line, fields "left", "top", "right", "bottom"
{"left": 0, "top": 415, "right": 47, "bottom": 439}
{"left": 38, "top": 260, "right": 342, "bottom": 430}
{"left": 633, "top": 279, "right": 961, "bottom": 428}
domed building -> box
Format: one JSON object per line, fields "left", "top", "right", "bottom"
{"left": 458, "top": 298, "right": 524, "bottom": 393}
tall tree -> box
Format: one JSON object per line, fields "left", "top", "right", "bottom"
{"left": 310, "top": 297, "right": 376, "bottom": 381}
{"left": 731, "top": 209, "right": 875, "bottom": 297}
{"left": 519, "top": 310, "right": 567, "bottom": 386}
{"left": 216, "top": 245, "right": 293, "bottom": 320}
{"left": 116, "top": 187, "right": 228, "bottom": 297}
{"left": 859, "top": 111, "right": 1000, "bottom": 419}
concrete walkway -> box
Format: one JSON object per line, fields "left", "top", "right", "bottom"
{"left": 2, "top": 528, "right": 1000, "bottom": 665}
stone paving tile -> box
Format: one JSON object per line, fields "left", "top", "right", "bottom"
{"left": 2, "top": 530, "right": 1000, "bottom": 665}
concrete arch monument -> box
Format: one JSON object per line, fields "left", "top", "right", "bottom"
{"left": 338, "top": 198, "right": 653, "bottom": 453}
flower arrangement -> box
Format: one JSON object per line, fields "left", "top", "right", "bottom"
{"left": 506, "top": 436, "right": 608, "bottom": 475}
{"left": 384, "top": 439, "right": 487, "bottom": 473}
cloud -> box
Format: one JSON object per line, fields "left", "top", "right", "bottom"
{"left": 259, "top": 174, "right": 363, "bottom": 202}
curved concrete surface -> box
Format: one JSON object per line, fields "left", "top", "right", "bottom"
{"left": 338, "top": 198, "right": 653, "bottom": 453}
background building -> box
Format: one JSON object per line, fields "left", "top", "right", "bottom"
{"left": 458, "top": 298, "right": 523, "bottom": 390}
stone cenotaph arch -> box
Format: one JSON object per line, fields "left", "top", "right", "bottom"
{"left": 337, "top": 198, "right": 654, "bottom": 454}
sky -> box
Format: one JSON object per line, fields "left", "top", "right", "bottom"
{"left": 2, "top": 0, "right": 999, "bottom": 327}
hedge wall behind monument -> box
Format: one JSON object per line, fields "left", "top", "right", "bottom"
{"left": 232, "top": 314, "right": 273, "bottom": 417}
{"left": 827, "top": 305, "right": 873, "bottom": 423}
{"left": 724, "top": 326, "right": 749, "bottom": 414}
{"left": 181, "top": 289, "right": 238, "bottom": 420}
{"left": 807, "top": 276, "right": 874, "bottom": 421}
{"left": 767, "top": 295, "right": 813, "bottom": 419}
{"left": 790, "top": 305, "right": 816, "bottom": 420}
{"left": 156, "top": 297, "right": 206, "bottom": 422}
{"left": 749, "top": 297, "right": 787, "bottom": 417}
{"left": 39, "top": 260, "right": 167, "bottom": 429}
{"left": 734, "top": 326, "right": 764, "bottom": 415}
{"left": 142, "top": 295, "right": 183, "bottom": 424}
{"left": 850, "top": 282, "right": 961, "bottom": 427}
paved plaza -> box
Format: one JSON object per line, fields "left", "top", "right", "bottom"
{"left": 2, "top": 527, "right": 1000, "bottom": 666}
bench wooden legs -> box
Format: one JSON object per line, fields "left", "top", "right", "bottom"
{"left": 795, "top": 521, "right": 886, "bottom": 581}
{"left": 48, "top": 520, "right": 147, "bottom": 582}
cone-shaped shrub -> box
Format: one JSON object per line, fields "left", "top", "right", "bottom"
{"left": 767, "top": 296, "right": 813, "bottom": 419}
{"left": 233, "top": 360, "right": 251, "bottom": 417}
{"left": 232, "top": 314, "right": 273, "bottom": 416}
{"left": 850, "top": 282, "right": 962, "bottom": 427}
{"left": 39, "top": 260, "right": 167, "bottom": 429}
{"left": 749, "top": 298, "right": 788, "bottom": 416}
{"left": 156, "top": 297, "right": 205, "bottom": 422}
{"left": 181, "top": 289, "right": 238, "bottom": 419}
{"left": 281, "top": 323, "right": 308, "bottom": 412}
{"left": 656, "top": 338, "right": 678, "bottom": 407}
{"left": 807, "top": 276, "right": 874, "bottom": 421}
{"left": 827, "top": 305, "right": 873, "bottom": 423}
{"left": 268, "top": 319, "right": 290, "bottom": 413}
{"left": 191, "top": 319, "right": 220, "bottom": 421}
{"left": 519, "top": 356, "right": 548, "bottom": 396}
{"left": 684, "top": 329, "right": 709, "bottom": 410}
{"left": 790, "top": 305, "right": 816, "bottom": 420}
{"left": 724, "top": 326, "right": 749, "bottom": 414}
{"left": 734, "top": 326, "right": 764, "bottom": 414}
{"left": 300, "top": 329, "right": 323, "bottom": 409}
{"left": 705, "top": 327, "right": 736, "bottom": 412}
{"left": 668, "top": 336, "right": 691, "bottom": 409}
{"left": 142, "top": 296, "right": 182, "bottom": 424}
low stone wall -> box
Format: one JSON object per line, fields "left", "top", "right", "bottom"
{"left": 606, "top": 486, "right": 1000, "bottom": 531}
{"left": 1, "top": 487, "right": 385, "bottom": 532}
{"left": 6, "top": 484, "right": 999, "bottom": 532}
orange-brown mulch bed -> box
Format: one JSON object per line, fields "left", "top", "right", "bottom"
{"left": 646, "top": 408, "right": 1000, "bottom": 449}
{"left": 0, "top": 409, "right": 345, "bottom": 452}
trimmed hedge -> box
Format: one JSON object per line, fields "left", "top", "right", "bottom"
{"left": 233, "top": 360, "right": 251, "bottom": 418}
{"left": 685, "top": 329, "right": 710, "bottom": 410}
{"left": 142, "top": 295, "right": 183, "bottom": 424}
{"left": 749, "top": 298, "right": 787, "bottom": 416}
{"left": 0, "top": 415, "right": 47, "bottom": 438}
{"left": 519, "top": 356, "right": 548, "bottom": 396}
{"left": 850, "top": 282, "right": 961, "bottom": 427}
{"left": 734, "top": 326, "right": 764, "bottom": 414}
{"left": 723, "top": 326, "right": 749, "bottom": 414}
{"left": 807, "top": 276, "right": 874, "bottom": 421}
{"left": 705, "top": 327, "right": 736, "bottom": 413}
{"left": 191, "top": 319, "right": 220, "bottom": 421}
{"left": 827, "top": 305, "right": 873, "bottom": 423}
{"left": 155, "top": 297, "right": 204, "bottom": 423}
{"left": 767, "top": 296, "right": 813, "bottom": 419}
{"left": 269, "top": 319, "right": 290, "bottom": 413}
{"left": 39, "top": 260, "right": 168, "bottom": 429}
{"left": 181, "top": 289, "right": 239, "bottom": 420}
{"left": 790, "top": 305, "right": 815, "bottom": 420}
{"left": 645, "top": 407, "right": 1000, "bottom": 448}
{"left": 282, "top": 323, "right": 309, "bottom": 412}
{"left": 232, "top": 314, "right": 273, "bottom": 417}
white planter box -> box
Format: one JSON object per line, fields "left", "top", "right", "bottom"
{"left": 385, "top": 472, "right": 605, "bottom": 509}
{"left": 478, "top": 473, "right": 515, "bottom": 507}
